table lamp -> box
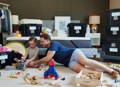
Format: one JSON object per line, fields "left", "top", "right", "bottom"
{"left": 89, "top": 15, "right": 100, "bottom": 33}
{"left": 12, "top": 15, "right": 19, "bottom": 25}
{"left": 11, "top": 15, "right": 20, "bottom": 35}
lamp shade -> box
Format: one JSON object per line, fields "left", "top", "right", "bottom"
{"left": 89, "top": 15, "right": 100, "bottom": 24}
{"left": 11, "top": 15, "right": 19, "bottom": 24}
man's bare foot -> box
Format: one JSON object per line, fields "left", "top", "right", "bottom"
{"left": 108, "top": 70, "right": 119, "bottom": 79}
{"left": 110, "top": 65, "right": 120, "bottom": 74}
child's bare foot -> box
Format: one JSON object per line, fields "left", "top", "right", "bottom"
{"left": 108, "top": 70, "right": 119, "bottom": 79}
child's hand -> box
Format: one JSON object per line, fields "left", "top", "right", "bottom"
{"left": 21, "top": 56, "right": 26, "bottom": 59}
{"left": 29, "top": 61, "right": 35, "bottom": 66}
{"left": 25, "top": 59, "right": 32, "bottom": 65}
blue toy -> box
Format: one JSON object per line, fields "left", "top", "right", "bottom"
{"left": 14, "top": 58, "right": 26, "bottom": 70}
{"left": 44, "top": 59, "right": 59, "bottom": 80}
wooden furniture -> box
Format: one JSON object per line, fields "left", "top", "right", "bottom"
{"left": 6, "top": 36, "right": 90, "bottom": 41}
{"left": 86, "top": 33, "right": 101, "bottom": 47}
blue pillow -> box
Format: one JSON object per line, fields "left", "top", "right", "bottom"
{"left": 52, "top": 40, "right": 76, "bottom": 48}
{"left": 71, "top": 40, "right": 92, "bottom": 48}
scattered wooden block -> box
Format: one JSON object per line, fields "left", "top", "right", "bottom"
{"left": 75, "top": 69, "right": 103, "bottom": 87}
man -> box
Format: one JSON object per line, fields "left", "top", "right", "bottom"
{"left": 30, "top": 34, "right": 118, "bottom": 78}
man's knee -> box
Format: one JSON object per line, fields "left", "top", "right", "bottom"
{"left": 71, "top": 64, "right": 84, "bottom": 73}
{"left": 77, "top": 56, "right": 88, "bottom": 64}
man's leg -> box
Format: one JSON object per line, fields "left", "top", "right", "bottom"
{"left": 77, "top": 55, "right": 113, "bottom": 73}
{"left": 69, "top": 49, "right": 105, "bottom": 73}
{"left": 70, "top": 63, "right": 85, "bottom": 73}
{"left": 76, "top": 54, "right": 119, "bottom": 78}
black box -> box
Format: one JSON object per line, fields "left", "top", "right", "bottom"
{"left": 106, "top": 9, "right": 120, "bottom": 25}
{"left": 105, "top": 24, "right": 120, "bottom": 39}
{"left": 0, "top": 53, "right": 8, "bottom": 69}
{"left": 19, "top": 24, "right": 42, "bottom": 36}
{"left": 104, "top": 40, "right": 120, "bottom": 56}
{"left": 0, "top": 51, "right": 22, "bottom": 69}
{"left": 67, "top": 23, "right": 86, "bottom": 37}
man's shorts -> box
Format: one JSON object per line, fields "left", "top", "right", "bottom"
{"left": 68, "top": 49, "right": 84, "bottom": 69}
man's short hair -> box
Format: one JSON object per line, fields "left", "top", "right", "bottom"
{"left": 40, "top": 34, "right": 51, "bottom": 41}
{"left": 28, "top": 37, "right": 37, "bottom": 43}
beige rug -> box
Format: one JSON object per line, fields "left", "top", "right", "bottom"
{"left": 0, "top": 66, "right": 120, "bottom": 87}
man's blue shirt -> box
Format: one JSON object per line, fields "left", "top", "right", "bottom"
{"left": 48, "top": 41, "right": 75, "bottom": 67}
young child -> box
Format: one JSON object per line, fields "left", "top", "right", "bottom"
{"left": 23, "top": 37, "right": 39, "bottom": 67}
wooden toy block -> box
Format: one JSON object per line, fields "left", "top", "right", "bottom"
{"left": 75, "top": 69, "right": 103, "bottom": 87}
{"left": 23, "top": 73, "right": 61, "bottom": 87}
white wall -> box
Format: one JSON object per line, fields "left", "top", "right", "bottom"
{"left": 110, "top": 0, "right": 120, "bottom": 9}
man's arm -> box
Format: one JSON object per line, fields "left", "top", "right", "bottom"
{"left": 33, "top": 51, "right": 56, "bottom": 64}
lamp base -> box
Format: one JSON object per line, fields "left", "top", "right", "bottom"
{"left": 91, "top": 24, "right": 98, "bottom": 33}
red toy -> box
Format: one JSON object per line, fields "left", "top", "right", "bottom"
{"left": 44, "top": 59, "right": 59, "bottom": 80}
